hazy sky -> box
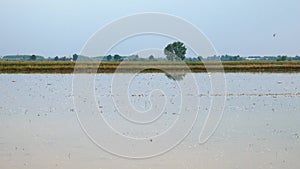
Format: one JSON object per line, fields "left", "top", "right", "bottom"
{"left": 0, "top": 0, "right": 299, "bottom": 57}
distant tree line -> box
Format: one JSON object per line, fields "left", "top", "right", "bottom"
{"left": 1, "top": 41, "right": 300, "bottom": 63}
{"left": 1, "top": 54, "right": 300, "bottom": 62}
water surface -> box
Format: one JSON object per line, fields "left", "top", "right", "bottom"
{"left": 0, "top": 73, "right": 299, "bottom": 169}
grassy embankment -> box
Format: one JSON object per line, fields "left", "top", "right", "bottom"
{"left": 0, "top": 61, "right": 300, "bottom": 73}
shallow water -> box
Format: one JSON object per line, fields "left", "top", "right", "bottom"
{"left": 0, "top": 73, "right": 299, "bottom": 169}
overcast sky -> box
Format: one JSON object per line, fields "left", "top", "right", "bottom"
{"left": 0, "top": 0, "right": 299, "bottom": 57}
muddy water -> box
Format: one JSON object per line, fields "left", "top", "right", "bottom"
{"left": 0, "top": 73, "right": 299, "bottom": 169}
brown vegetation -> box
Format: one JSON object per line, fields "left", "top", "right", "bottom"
{"left": 0, "top": 61, "right": 300, "bottom": 73}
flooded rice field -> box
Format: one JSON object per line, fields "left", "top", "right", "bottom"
{"left": 0, "top": 73, "right": 299, "bottom": 169}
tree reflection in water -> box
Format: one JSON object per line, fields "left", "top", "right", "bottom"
{"left": 165, "top": 73, "right": 186, "bottom": 81}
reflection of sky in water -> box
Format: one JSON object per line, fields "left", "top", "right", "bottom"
{"left": 0, "top": 73, "right": 299, "bottom": 169}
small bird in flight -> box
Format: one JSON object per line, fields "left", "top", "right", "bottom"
{"left": 273, "top": 33, "right": 276, "bottom": 38}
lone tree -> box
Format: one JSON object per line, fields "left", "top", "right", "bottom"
{"left": 107, "top": 55, "right": 112, "bottom": 61}
{"left": 72, "top": 54, "right": 79, "bottom": 61}
{"left": 164, "top": 41, "right": 187, "bottom": 61}
{"left": 113, "top": 54, "right": 122, "bottom": 61}
{"left": 149, "top": 55, "right": 154, "bottom": 60}
{"left": 30, "top": 55, "right": 37, "bottom": 61}
{"left": 197, "top": 56, "right": 203, "bottom": 61}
